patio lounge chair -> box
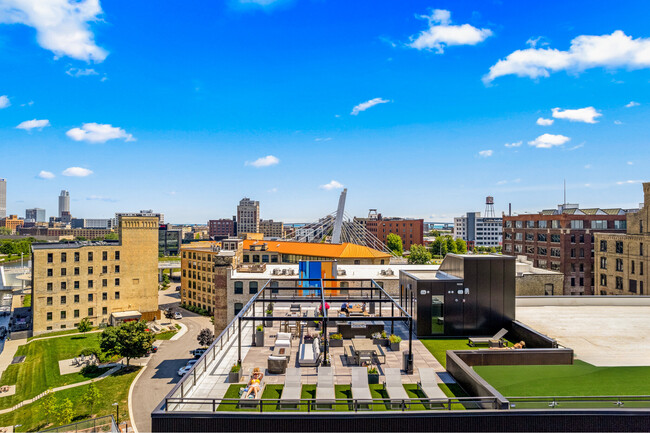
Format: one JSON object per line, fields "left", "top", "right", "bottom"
{"left": 351, "top": 367, "right": 373, "bottom": 409}
{"left": 384, "top": 368, "right": 409, "bottom": 409}
{"left": 298, "top": 337, "right": 321, "bottom": 367}
{"left": 417, "top": 368, "right": 447, "bottom": 408}
{"left": 276, "top": 332, "right": 292, "bottom": 349}
{"left": 315, "top": 366, "right": 335, "bottom": 410}
{"left": 468, "top": 328, "right": 508, "bottom": 347}
{"left": 239, "top": 369, "right": 266, "bottom": 408}
{"left": 280, "top": 367, "right": 302, "bottom": 409}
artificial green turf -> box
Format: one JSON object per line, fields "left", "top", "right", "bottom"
{"left": 0, "top": 367, "right": 139, "bottom": 432}
{"left": 0, "top": 333, "right": 108, "bottom": 410}
{"left": 420, "top": 338, "right": 513, "bottom": 368}
{"left": 154, "top": 330, "right": 178, "bottom": 340}
{"left": 474, "top": 360, "right": 650, "bottom": 398}
{"left": 27, "top": 328, "right": 99, "bottom": 341}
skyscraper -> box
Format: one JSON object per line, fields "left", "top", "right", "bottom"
{"left": 58, "top": 190, "right": 70, "bottom": 218}
{"left": 236, "top": 197, "right": 260, "bottom": 235}
{"left": 26, "top": 208, "right": 46, "bottom": 222}
{"left": 0, "top": 179, "right": 5, "bottom": 219}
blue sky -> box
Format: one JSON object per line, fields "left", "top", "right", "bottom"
{"left": 0, "top": 0, "right": 649, "bottom": 223}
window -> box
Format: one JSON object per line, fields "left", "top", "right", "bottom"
{"left": 616, "top": 259, "right": 624, "bottom": 272}
{"left": 614, "top": 220, "right": 627, "bottom": 230}
{"left": 74, "top": 281, "right": 79, "bottom": 289}
{"left": 537, "top": 247, "right": 547, "bottom": 255}
{"left": 514, "top": 244, "right": 522, "bottom": 253}
{"left": 641, "top": 262, "right": 644, "bottom": 276}
{"left": 114, "top": 265, "right": 120, "bottom": 273}
{"left": 61, "top": 268, "right": 66, "bottom": 276}
{"left": 579, "top": 234, "right": 585, "bottom": 243}
{"left": 600, "top": 274, "right": 607, "bottom": 286}
{"left": 544, "top": 284, "right": 554, "bottom": 295}
{"left": 632, "top": 261, "right": 635, "bottom": 274}
{"left": 47, "top": 253, "right": 53, "bottom": 263}
{"left": 102, "top": 251, "right": 108, "bottom": 261}
{"left": 102, "top": 292, "right": 108, "bottom": 300}
{"left": 579, "top": 263, "right": 584, "bottom": 272}
{"left": 234, "top": 303, "right": 243, "bottom": 315}
{"left": 538, "top": 220, "right": 547, "bottom": 228}
{"left": 551, "top": 262, "right": 560, "bottom": 271}
{"left": 102, "top": 307, "right": 107, "bottom": 315}
{"left": 243, "top": 255, "right": 249, "bottom": 263}
{"left": 74, "top": 267, "right": 80, "bottom": 276}
{"left": 115, "top": 291, "right": 120, "bottom": 300}
{"left": 579, "top": 248, "right": 585, "bottom": 258}
{"left": 88, "top": 280, "right": 94, "bottom": 289}
{"left": 526, "top": 221, "right": 535, "bottom": 228}
{"left": 115, "top": 251, "right": 120, "bottom": 260}
{"left": 570, "top": 249, "right": 576, "bottom": 258}
{"left": 88, "top": 308, "right": 94, "bottom": 316}
{"left": 629, "top": 279, "right": 637, "bottom": 293}
{"left": 571, "top": 234, "right": 576, "bottom": 243}
{"left": 60, "top": 282, "right": 66, "bottom": 290}
{"left": 515, "top": 221, "right": 523, "bottom": 228}
{"left": 526, "top": 233, "right": 534, "bottom": 241}
{"left": 47, "top": 312, "right": 52, "bottom": 321}
{"left": 526, "top": 245, "right": 534, "bottom": 254}
{"left": 234, "top": 281, "right": 243, "bottom": 294}
{"left": 46, "top": 296, "right": 53, "bottom": 306}
{"left": 515, "top": 233, "right": 523, "bottom": 241}
{"left": 182, "top": 269, "right": 186, "bottom": 278}
{"left": 88, "top": 267, "right": 93, "bottom": 275}
{"left": 600, "top": 240, "right": 607, "bottom": 252}
{"left": 550, "top": 248, "right": 561, "bottom": 257}
{"left": 616, "top": 241, "right": 624, "bottom": 254}
{"left": 271, "top": 255, "right": 278, "bottom": 263}
{"left": 551, "top": 220, "right": 561, "bottom": 229}
{"left": 252, "top": 255, "right": 260, "bottom": 263}
{"left": 591, "top": 220, "right": 607, "bottom": 229}
{"left": 551, "top": 234, "right": 561, "bottom": 243}
{"left": 505, "top": 232, "right": 512, "bottom": 240}
{"left": 570, "top": 220, "right": 584, "bottom": 229}
{"left": 47, "top": 269, "right": 53, "bottom": 277}
{"left": 61, "top": 252, "right": 67, "bottom": 263}
{"left": 74, "top": 309, "right": 80, "bottom": 318}
{"left": 88, "top": 293, "right": 93, "bottom": 301}
{"left": 102, "top": 279, "right": 107, "bottom": 287}
{"left": 73, "top": 294, "right": 79, "bottom": 303}
{"left": 115, "top": 278, "right": 120, "bottom": 286}
{"left": 262, "top": 254, "right": 269, "bottom": 263}
{"left": 579, "top": 277, "right": 584, "bottom": 286}
{"left": 538, "top": 233, "right": 547, "bottom": 242}
{"left": 641, "top": 243, "right": 644, "bottom": 256}
{"left": 538, "top": 260, "right": 547, "bottom": 268}
{"left": 571, "top": 278, "right": 575, "bottom": 287}
{"left": 88, "top": 252, "right": 93, "bottom": 261}
{"left": 249, "top": 281, "right": 258, "bottom": 294}
{"left": 47, "top": 282, "right": 53, "bottom": 291}
{"left": 74, "top": 252, "right": 80, "bottom": 262}
{"left": 100, "top": 265, "right": 107, "bottom": 274}
{"left": 61, "top": 311, "right": 66, "bottom": 319}
{"left": 616, "top": 276, "right": 623, "bottom": 290}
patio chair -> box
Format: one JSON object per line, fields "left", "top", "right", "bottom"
{"left": 239, "top": 368, "right": 266, "bottom": 408}
{"left": 417, "top": 368, "right": 447, "bottom": 408}
{"left": 351, "top": 367, "right": 373, "bottom": 409}
{"left": 315, "top": 366, "right": 335, "bottom": 410}
{"left": 384, "top": 368, "right": 409, "bottom": 409}
{"left": 468, "top": 328, "right": 508, "bottom": 347}
{"left": 276, "top": 332, "right": 292, "bottom": 349}
{"left": 280, "top": 367, "right": 302, "bottom": 409}
{"left": 298, "top": 337, "right": 321, "bottom": 367}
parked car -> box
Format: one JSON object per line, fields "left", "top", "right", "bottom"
{"left": 173, "top": 312, "right": 183, "bottom": 320}
{"left": 191, "top": 348, "right": 207, "bottom": 358}
{"left": 177, "top": 365, "right": 192, "bottom": 376}
{"left": 152, "top": 345, "right": 158, "bottom": 353}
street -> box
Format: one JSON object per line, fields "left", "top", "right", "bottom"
{"left": 130, "top": 286, "right": 212, "bottom": 432}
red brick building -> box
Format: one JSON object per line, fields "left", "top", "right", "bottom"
{"left": 208, "top": 217, "right": 236, "bottom": 240}
{"left": 502, "top": 206, "right": 633, "bottom": 295}
{"left": 365, "top": 214, "right": 424, "bottom": 252}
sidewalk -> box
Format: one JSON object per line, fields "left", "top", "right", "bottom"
{"left": 0, "top": 338, "right": 26, "bottom": 379}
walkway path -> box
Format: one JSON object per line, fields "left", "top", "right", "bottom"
{"left": 0, "top": 363, "right": 123, "bottom": 415}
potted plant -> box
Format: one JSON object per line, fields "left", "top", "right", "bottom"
{"left": 264, "top": 305, "right": 273, "bottom": 327}
{"left": 389, "top": 334, "right": 402, "bottom": 351}
{"left": 255, "top": 324, "right": 264, "bottom": 347}
{"left": 228, "top": 363, "right": 241, "bottom": 383}
{"left": 303, "top": 332, "right": 314, "bottom": 343}
{"left": 329, "top": 333, "right": 343, "bottom": 347}
{"left": 367, "top": 366, "right": 379, "bottom": 384}
{"left": 372, "top": 332, "right": 388, "bottom": 347}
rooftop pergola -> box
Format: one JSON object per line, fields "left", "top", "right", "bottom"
{"left": 235, "top": 277, "right": 414, "bottom": 371}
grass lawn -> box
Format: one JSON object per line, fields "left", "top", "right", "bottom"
{"left": 217, "top": 382, "right": 471, "bottom": 412}
{"left": 155, "top": 330, "right": 178, "bottom": 340}
{"left": 474, "top": 360, "right": 650, "bottom": 398}
{"left": 22, "top": 295, "right": 31, "bottom": 308}
{"left": 27, "top": 328, "right": 99, "bottom": 341}
{"left": 420, "top": 338, "right": 513, "bottom": 368}
{"left": 0, "top": 333, "right": 108, "bottom": 410}
{"left": 0, "top": 366, "right": 139, "bottom": 432}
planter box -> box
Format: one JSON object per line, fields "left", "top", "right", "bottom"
{"left": 329, "top": 339, "right": 343, "bottom": 348}
{"left": 390, "top": 342, "right": 401, "bottom": 351}
{"left": 373, "top": 338, "right": 388, "bottom": 347}
{"left": 255, "top": 330, "right": 265, "bottom": 347}
{"left": 228, "top": 369, "right": 242, "bottom": 383}
{"left": 264, "top": 314, "right": 273, "bottom": 327}
{"left": 368, "top": 373, "right": 379, "bottom": 385}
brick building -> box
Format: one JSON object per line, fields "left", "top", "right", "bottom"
{"left": 259, "top": 219, "right": 284, "bottom": 238}
{"left": 0, "top": 215, "right": 24, "bottom": 234}
{"left": 595, "top": 182, "right": 650, "bottom": 296}
{"left": 502, "top": 204, "right": 633, "bottom": 295}
{"left": 362, "top": 213, "right": 424, "bottom": 251}
{"left": 208, "top": 217, "right": 236, "bottom": 240}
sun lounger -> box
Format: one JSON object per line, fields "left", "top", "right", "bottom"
{"left": 384, "top": 368, "right": 409, "bottom": 409}
{"left": 468, "top": 328, "right": 508, "bottom": 347}
{"left": 298, "top": 337, "right": 321, "bottom": 367}
{"left": 238, "top": 369, "right": 266, "bottom": 408}
{"left": 280, "top": 367, "right": 302, "bottom": 409}
{"left": 315, "top": 366, "right": 335, "bottom": 409}
{"left": 351, "top": 367, "right": 373, "bottom": 409}
{"left": 417, "top": 367, "right": 447, "bottom": 408}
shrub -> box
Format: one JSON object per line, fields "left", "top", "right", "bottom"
{"left": 80, "top": 364, "right": 101, "bottom": 376}
{"left": 330, "top": 333, "right": 342, "bottom": 340}
{"left": 367, "top": 366, "right": 378, "bottom": 375}
{"left": 79, "top": 348, "right": 98, "bottom": 357}
{"left": 389, "top": 334, "right": 402, "bottom": 343}
{"left": 230, "top": 363, "right": 241, "bottom": 373}
{"left": 371, "top": 332, "right": 382, "bottom": 339}
{"left": 256, "top": 325, "right": 263, "bottom": 332}
{"left": 381, "top": 330, "right": 387, "bottom": 339}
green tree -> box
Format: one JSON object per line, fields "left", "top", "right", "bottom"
{"left": 446, "top": 236, "right": 458, "bottom": 254}
{"left": 57, "top": 398, "right": 74, "bottom": 425}
{"left": 428, "top": 229, "right": 440, "bottom": 237}
{"left": 455, "top": 238, "right": 468, "bottom": 254}
{"left": 407, "top": 244, "right": 432, "bottom": 264}
{"left": 104, "top": 232, "right": 119, "bottom": 240}
{"left": 77, "top": 317, "right": 92, "bottom": 333}
{"left": 42, "top": 392, "right": 57, "bottom": 425}
{"left": 0, "top": 227, "right": 11, "bottom": 235}
{"left": 386, "top": 233, "right": 403, "bottom": 256}
{"left": 489, "top": 246, "right": 497, "bottom": 253}
{"left": 197, "top": 328, "right": 215, "bottom": 347}
{"left": 100, "top": 320, "right": 154, "bottom": 367}
{"left": 82, "top": 383, "right": 101, "bottom": 414}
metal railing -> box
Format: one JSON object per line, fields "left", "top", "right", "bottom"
{"left": 164, "top": 396, "right": 500, "bottom": 413}
{"left": 508, "top": 395, "right": 650, "bottom": 409}
{"left": 39, "top": 415, "right": 118, "bottom": 432}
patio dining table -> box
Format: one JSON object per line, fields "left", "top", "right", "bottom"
{"left": 351, "top": 338, "right": 379, "bottom": 357}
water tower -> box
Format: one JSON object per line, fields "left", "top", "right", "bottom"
{"left": 485, "top": 196, "right": 495, "bottom": 218}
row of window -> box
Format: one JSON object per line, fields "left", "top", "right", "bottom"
{"left": 600, "top": 240, "right": 644, "bottom": 255}
{"left": 505, "top": 220, "right": 626, "bottom": 230}
{"left": 47, "top": 265, "right": 119, "bottom": 277}
{"left": 242, "top": 254, "right": 279, "bottom": 263}
{"left": 47, "top": 251, "right": 120, "bottom": 263}
{"left": 46, "top": 291, "right": 120, "bottom": 305}
{"left": 599, "top": 275, "right": 645, "bottom": 294}
{"left": 46, "top": 278, "right": 120, "bottom": 291}
{"left": 600, "top": 257, "right": 645, "bottom": 274}
{"left": 46, "top": 307, "right": 107, "bottom": 320}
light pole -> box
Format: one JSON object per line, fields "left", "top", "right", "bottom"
{"left": 112, "top": 402, "right": 119, "bottom": 426}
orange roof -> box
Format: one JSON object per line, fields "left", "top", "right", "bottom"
{"left": 243, "top": 240, "right": 391, "bottom": 259}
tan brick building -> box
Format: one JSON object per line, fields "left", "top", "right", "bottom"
{"left": 595, "top": 182, "right": 650, "bottom": 295}
{"left": 31, "top": 216, "right": 160, "bottom": 335}
{"left": 259, "top": 219, "right": 284, "bottom": 238}
{"left": 0, "top": 215, "right": 24, "bottom": 234}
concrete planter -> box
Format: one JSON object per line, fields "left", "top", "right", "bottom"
{"left": 373, "top": 338, "right": 388, "bottom": 347}
{"left": 329, "top": 339, "right": 343, "bottom": 348}
{"left": 228, "top": 369, "right": 242, "bottom": 383}
{"left": 368, "top": 373, "right": 379, "bottom": 385}
{"left": 255, "top": 330, "right": 265, "bottom": 347}
{"left": 264, "top": 313, "right": 273, "bottom": 327}
{"left": 390, "top": 341, "right": 401, "bottom": 351}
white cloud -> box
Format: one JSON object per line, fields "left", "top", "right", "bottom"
{"left": 66, "top": 123, "right": 134, "bottom": 143}
{"left": 0, "top": 0, "right": 107, "bottom": 62}
{"left": 478, "top": 150, "right": 493, "bottom": 157}
{"left": 246, "top": 155, "right": 279, "bottom": 168}
{"left": 66, "top": 67, "right": 98, "bottom": 77}
{"left": 496, "top": 180, "right": 508, "bottom": 185}
{"left": 238, "top": 0, "right": 281, "bottom": 5}
{"left": 614, "top": 120, "right": 623, "bottom": 125}
{"left": 504, "top": 141, "right": 522, "bottom": 148}
{"left": 408, "top": 9, "right": 492, "bottom": 53}
{"left": 320, "top": 180, "right": 344, "bottom": 190}
{"left": 37, "top": 170, "right": 55, "bottom": 179}
{"left": 536, "top": 117, "right": 554, "bottom": 126}
{"left": 627, "top": 161, "right": 634, "bottom": 165}
{"left": 617, "top": 180, "right": 643, "bottom": 185}
{"left": 62, "top": 167, "right": 93, "bottom": 177}
{"left": 0, "top": 95, "right": 9, "bottom": 108}
{"left": 625, "top": 101, "right": 640, "bottom": 108}
{"left": 20, "top": 100, "right": 34, "bottom": 107}
{"left": 86, "top": 195, "right": 116, "bottom": 202}
{"left": 552, "top": 107, "right": 602, "bottom": 123}
{"left": 314, "top": 137, "right": 332, "bottom": 142}
{"left": 528, "top": 133, "right": 570, "bottom": 149}
{"left": 16, "top": 119, "right": 50, "bottom": 130}
{"left": 567, "top": 143, "right": 584, "bottom": 151}
{"left": 351, "top": 97, "right": 390, "bottom": 115}
{"left": 267, "top": 187, "right": 278, "bottom": 193}
{"left": 484, "top": 31, "right": 650, "bottom": 83}
{"left": 584, "top": 164, "right": 592, "bottom": 169}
